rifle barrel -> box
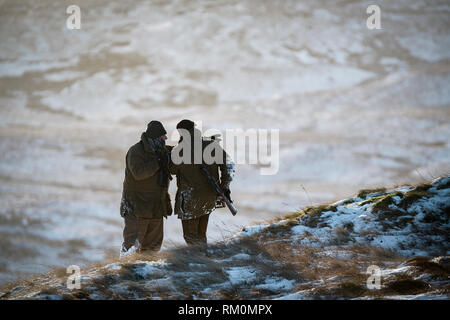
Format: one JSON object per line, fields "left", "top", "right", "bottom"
{"left": 200, "top": 165, "right": 237, "bottom": 216}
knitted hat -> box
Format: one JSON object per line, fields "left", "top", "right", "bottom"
{"left": 146, "top": 120, "right": 167, "bottom": 139}
{"left": 176, "top": 119, "right": 195, "bottom": 131}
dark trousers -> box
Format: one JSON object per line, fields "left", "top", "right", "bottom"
{"left": 122, "top": 214, "right": 163, "bottom": 254}
{"left": 181, "top": 214, "right": 210, "bottom": 246}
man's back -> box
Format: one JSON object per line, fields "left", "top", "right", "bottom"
{"left": 121, "top": 131, "right": 172, "bottom": 220}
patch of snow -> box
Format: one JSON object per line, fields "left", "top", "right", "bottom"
{"left": 290, "top": 224, "right": 310, "bottom": 236}
{"left": 237, "top": 224, "right": 270, "bottom": 238}
{"left": 224, "top": 266, "right": 258, "bottom": 285}
{"left": 231, "top": 253, "right": 251, "bottom": 260}
{"left": 370, "top": 235, "right": 405, "bottom": 251}
{"left": 408, "top": 189, "right": 450, "bottom": 217}
{"left": 320, "top": 249, "right": 354, "bottom": 260}
{"left": 119, "top": 241, "right": 140, "bottom": 258}
{"left": 379, "top": 265, "right": 413, "bottom": 277}
{"left": 394, "top": 186, "right": 414, "bottom": 193}
{"left": 276, "top": 289, "right": 314, "bottom": 300}
{"left": 217, "top": 253, "right": 252, "bottom": 263}
{"left": 332, "top": 197, "right": 361, "bottom": 206}
{"left": 134, "top": 260, "right": 168, "bottom": 278}
{"left": 80, "top": 275, "right": 93, "bottom": 284}
{"left": 102, "top": 263, "right": 122, "bottom": 271}
{"left": 142, "top": 276, "right": 173, "bottom": 288}
{"left": 255, "top": 277, "right": 295, "bottom": 291}
{"left": 382, "top": 293, "right": 450, "bottom": 300}
{"left": 431, "top": 176, "right": 450, "bottom": 188}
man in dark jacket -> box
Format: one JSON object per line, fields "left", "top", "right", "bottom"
{"left": 120, "top": 121, "right": 173, "bottom": 255}
{"left": 170, "top": 119, "right": 234, "bottom": 247}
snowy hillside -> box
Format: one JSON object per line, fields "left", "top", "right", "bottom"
{"left": 1, "top": 0, "right": 450, "bottom": 285}
{"left": 1, "top": 176, "right": 449, "bottom": 300}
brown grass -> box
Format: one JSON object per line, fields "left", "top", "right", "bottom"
{"left": 384, "top": 276, "right": 431, "bottom": 295}
{"left": 2, "top": 176, "right": 448, "bottom": 300}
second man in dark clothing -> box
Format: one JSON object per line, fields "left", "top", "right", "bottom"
{"left": 170, "top": 120, "right": 235, "bottom": 247}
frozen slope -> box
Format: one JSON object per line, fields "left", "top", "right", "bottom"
{"left": 1, "top": 176, "right": 448, "bottom": 300}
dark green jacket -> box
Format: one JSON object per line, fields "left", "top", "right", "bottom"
{"left": 120, "top": 132, "right": 172, "bottom": 219}
{"left": 170, "top": 136, "right": 234, "bottom": 220}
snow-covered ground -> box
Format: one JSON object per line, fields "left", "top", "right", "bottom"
{"left": 0, "top": 0, "right": 449, "bottom": 284}
{"left": 1, "top": 177, "right": 448, "bottom": 300}
{"left": 260, "top": 176, "right": 450, "bottom": 257}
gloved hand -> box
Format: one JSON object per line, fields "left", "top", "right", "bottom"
{"left": 157, "top": 150, "right": 172, "bottom": 187}
{"left": 223, "top": 187, "right": 232, "bottom": 202}
{"left": 220, "top": 180, "right": 230, "bottom": 189}
{"left": 220, "top": 180, "right": 232, "bottom": 202}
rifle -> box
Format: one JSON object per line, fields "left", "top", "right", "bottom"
{"left": 199, "top": 164, "right": 237, "bottom": 216}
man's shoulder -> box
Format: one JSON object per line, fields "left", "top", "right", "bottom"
{"left": 127, "top": 141, "right": 144, "bottom": 155}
